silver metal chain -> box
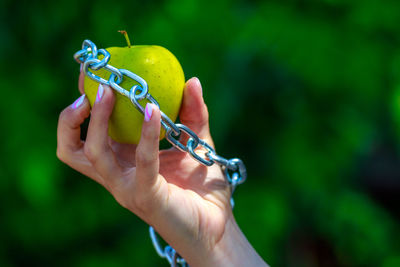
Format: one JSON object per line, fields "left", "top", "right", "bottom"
{"left": 74, "top": 40, "right": 247, "bottom": 267}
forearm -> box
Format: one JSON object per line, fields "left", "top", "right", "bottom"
{"left": 188, "top": 215, "right": 269, "bottom": 267}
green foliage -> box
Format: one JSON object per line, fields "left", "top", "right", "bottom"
{"left": 1, "top": 0, "right": 400, "bottom": 266}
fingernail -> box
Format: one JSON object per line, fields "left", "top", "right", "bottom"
{"left": 96, "top": 84, "right": 104, "bottom": 102}
{"left": 72, "top": 94, "right": 85, "bottom": 109}
{"left": 80, "top": 63, "right": 83, "bottom": 72}
{"left": 194, "top": 77, "right": 203, "bottom": 97}
{"left": 144, "top": 103, "right": 153, "bottom": 122}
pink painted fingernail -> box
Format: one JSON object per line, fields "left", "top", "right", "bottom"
{"left": 72, "top": 94, "right": 85, "bottom": 109}
{"left": 96, "top": 84, "right": 104, "bottom": 102}
{"left": 80, "top": 63, "right": 83, "bottom": 72}
{"left": 144, "top": 103, "right": 153, "bottom": 122}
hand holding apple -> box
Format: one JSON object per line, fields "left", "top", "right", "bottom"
{"left": 58, "top": 38, "right": 267, "bottom": 266}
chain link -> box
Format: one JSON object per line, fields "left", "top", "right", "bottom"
{"left": 74, "top": 40, "right": 247, "bottom": 267}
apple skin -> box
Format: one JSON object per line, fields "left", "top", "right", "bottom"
{"left": 84, "top": 45, "right": 185, "bottom": 144}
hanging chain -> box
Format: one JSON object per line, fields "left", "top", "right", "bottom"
{"left": 74, "top": 40, "right": 247, "bottom": 267}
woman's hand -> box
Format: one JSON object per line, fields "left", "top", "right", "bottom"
{"left": 56, "top": 71, "right": 267, "bottom": 267}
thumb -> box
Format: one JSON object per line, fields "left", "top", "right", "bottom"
{"left": 179, "top": 77, "right": 213, "bottom": 146}
{"left": 135, "top": 103, "right": 162, "bottom": 188}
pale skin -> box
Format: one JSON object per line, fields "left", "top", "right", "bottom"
{"left": 56, "top": 70, "right": 268, "bottom": 267}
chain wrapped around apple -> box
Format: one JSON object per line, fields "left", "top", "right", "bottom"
{"left": 84, "top": 31, "right": 185, "bottom": 144}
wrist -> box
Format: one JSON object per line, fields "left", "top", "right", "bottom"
{"left": 188, "top": 214, "right": 268, "bottom": 267}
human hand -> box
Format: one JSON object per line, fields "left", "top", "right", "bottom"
{"left": 57, "top": 70, "right": 267, "bottom": 267}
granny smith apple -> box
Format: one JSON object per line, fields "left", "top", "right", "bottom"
{"left": 84, "top": 44, "right": 185, "bottom": 144}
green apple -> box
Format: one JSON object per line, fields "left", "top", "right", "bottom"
{"left": 84, "top": 43, "right": 185, "bottom": 144}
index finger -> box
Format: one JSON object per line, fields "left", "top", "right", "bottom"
{"left": 57, "top": 94, "right": 106, "bottom": 185}
{"left": 57, "top": 94, "right": 89, "bottom": 152}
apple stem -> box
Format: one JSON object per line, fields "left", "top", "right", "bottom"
{"left": 118, "top": 30, "right": 132, "bottom": 48}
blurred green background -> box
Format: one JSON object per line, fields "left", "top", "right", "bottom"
{"left": 2, "top": 0, "right": 400, "bottom": 266}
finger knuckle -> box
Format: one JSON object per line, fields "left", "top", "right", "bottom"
{"left": 141, "top": 127, "right": 158, "bottom": 142}
{"left": 58, "top": 108, "right": 70, "bottom": 123}
{"left": 56, "top": 147, "right": 68, "bottom": 163}
{"left": 84, "top": 144, "right": 99, "bottom": 164}
{"left": 136, "top": 148, "right": 156, "bottom": 168}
